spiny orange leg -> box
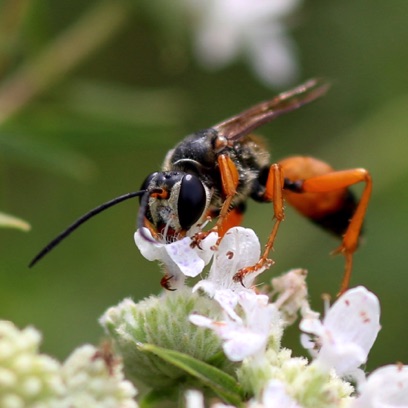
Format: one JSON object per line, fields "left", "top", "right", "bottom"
{"left": 217, "top": 206, "right": 244, "bottom": 237}
{"left": 301, "top": 168, "right": 372, "bottom": 295}
{"left": 233, "top": 163, "right": 285, "bottom": 284}
{"left": 192, "top": 154, "right": 240, "bottom": 248}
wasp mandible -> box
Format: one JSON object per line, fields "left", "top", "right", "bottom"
{"left": 30, "top": 78, "right": 372, "bottom": 294}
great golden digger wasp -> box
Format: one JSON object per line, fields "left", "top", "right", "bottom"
{"left": 30, "top": 78, "right": 372, "bottom": 294}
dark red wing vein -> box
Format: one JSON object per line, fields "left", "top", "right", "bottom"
{"left": 214, "top": 78, "right": 331, "bottom": 141}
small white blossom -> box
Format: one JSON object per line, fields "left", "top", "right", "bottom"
{"left": 270, "top": 268, "right": 310, "bottom": 325}
{"left": 248, "top": 379, "right": 302, "bottom": 408}
{"left": 185, "top": 389, "right": 235, "bottom": 408}
{"left": 0, "top": 320, "right": 64, "bottom": 406}
{"left": 300, "top": 286, "right": 381, "bottom": 380}
{"left": 61, "top": 344, "right": 138, "bottom": 408}
{"left": 185, "top": 389, "right": 204, "bottom": 408}
{"left": 190, "top": 290, "right": 281, "bottom": 362}
{"left": 194, "top": 227, "right": 267, "bottom": 296}
{"left": 352, "top": 364, "right": 408, "bottom": 408}
{"left": 185, "top": 0, "right": 301, "bottom": 87}
{"left": 134, "top": 228, "right": 217, "bottom": 288}
{"left": 189, "top": 228, "right": 279, "bottom": 361}
{"left": 0, "top": 321, "right": 138, "bottom": 407}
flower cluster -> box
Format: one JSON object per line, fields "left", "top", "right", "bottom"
{"left": 99, "top": 226, "right": 408, "bottom": 407}
{"left": 0, "top": 321, "right": 137, "bottom": 408}
{"left": 5, "top": 226, "right": 407, "bottom": 407}
{"left": 0, "top": 321, "right": 62, "bottom": 407}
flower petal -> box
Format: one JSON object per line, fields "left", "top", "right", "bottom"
{"left": 261, "top": 379, "right": 302, "bottom": 408}
{"left": 205, "top": 227, "right": 264, "bottom": 291}
{"left": 135, "top": 228, "right": 217, "bottom": 279}
{"left": 134, "top": 228, "right": 164, "bottom": 262}
{"left": 213, "top": 290, "right": 241, "bottom": 322}
{"left": 300, "top": 286, "right": 381, "bottom": 378}
{"left": 190, "top": 289, "right": 280, "bottom": 362}
{"left": 322, "top": 286, "right": 381, "bottom": 366}
{"left": 353, "top": 364, "right": 408, "bottom": 408}
{"left": 165, "top": 237, "right": 204, "bottom": 277}
{"left": 223, "top": 331, "right": 266, "bottom": 362}
{"left": 271, "top": 269, "right": 310, "bottom": 325}
{"left": 185, "top": 390, "right": 204, "bottom": 408}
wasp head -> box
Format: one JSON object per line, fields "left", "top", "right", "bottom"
{"left": 138, "top": 171, "right": 210, "bottom": 243}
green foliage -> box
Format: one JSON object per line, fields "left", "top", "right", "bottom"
{"left": 0, "top": 0, "right": 407, "bottom": 377}
{"left": 100, "top": 290, "right": 232, "bottom": 389}
{"left": 139, "top": 344, "right": 244, "bottom": 407}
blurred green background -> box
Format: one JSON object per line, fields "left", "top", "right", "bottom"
{"left": 1, "top": 0, "right": 408, "bottom": 372}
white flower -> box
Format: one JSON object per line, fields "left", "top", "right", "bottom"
{"left": 248, "top": 379, "right": 302, "bottom": 408}
{"left": 134, "top": 228, "right": 217, "bottom": 288}
{"left": 0, "top": 321, "right": 137, "bottom": 407}
{"left": 61, "top": 344, "right": 138, "bottom": 408}
{"left": 190, "top": 290, "right": 281, "bottom": 362}
{"left": 185, "top": 390, "right": 204, "bottom": 408}
{"left": 352, "top": 364, "right": 408, "bottom": 408}
{"left": 190, "top": 227, "right": 280, "bottom": 361}
{"left": 270, "top": 268, "right": 310, "bottom": 325}
{"left": 193, "top": 227, "right": 267, "bottom": 296}
{"left": 0, "top": 320, "right": 64, "bottom": 406}
{"left": 300, "top": 286, "right": 381, "bottom": 380}
{"left": 185, "top": 389, "right": 235, "bottom": 408}
{"left": 186, "top": 0, "right": 301, "bottom": 87}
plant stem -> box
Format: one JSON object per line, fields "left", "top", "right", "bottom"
{"left": 0, "top": 0, "right": 130, "bottom": 125}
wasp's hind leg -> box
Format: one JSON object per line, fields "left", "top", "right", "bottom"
{"left": 300, "top": 168, "right": 372, "bottom": 294}
{"left": 233, "top": 163, "right": 285, "bottom": 285}
{"left": 278, "top": 157, "right": 372, "bottom": 294}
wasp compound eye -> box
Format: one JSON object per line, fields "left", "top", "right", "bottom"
{"left": 178, "top": 174, "right": 206, "bottom": 230}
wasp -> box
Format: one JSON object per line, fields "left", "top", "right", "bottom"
{"left": 30, "top": 78, "right": 372, "bottom": 294}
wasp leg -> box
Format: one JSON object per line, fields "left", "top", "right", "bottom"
{"left": 160, "top": 274, "right": 177, "bottom": 291}
{"left": 192, "top": 154, "right": 241, "bottom": 247}
{"left": 233, "top": 163, "right": 284, "bottom": 284}
{"left": 299, "top": 168, "right": 372, "bottom": 294}
{"left": 217, "top": 205, "right": 245, "bottom": 236}
{"left": 215, "top": 154, "right": 241, "bottom": 238}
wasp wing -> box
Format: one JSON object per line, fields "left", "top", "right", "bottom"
{"left": 214, "top": 78, "right": 330, "bottom": 142}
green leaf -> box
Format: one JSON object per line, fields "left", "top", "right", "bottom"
{"left": 138, "top": 343, "right": 245, "bottom": 406}
{"left": 138, "top": 388, "right": 179, "bottom": 408}
{"left": 0, "top": 212, "right": 31, "bottom": 231}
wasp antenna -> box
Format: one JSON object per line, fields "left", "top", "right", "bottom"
{"left": 29, "top": 190, "right": 147, "bottom": 268}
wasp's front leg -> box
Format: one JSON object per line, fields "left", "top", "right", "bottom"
{"left": 160, "top": 274, "right": 177, "bottom": 291}
{"left": 233, "top": 163, "right": 284, "bottom": 284}
{"left": 191, "top": 154, "right": 241, "bottom": 249}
